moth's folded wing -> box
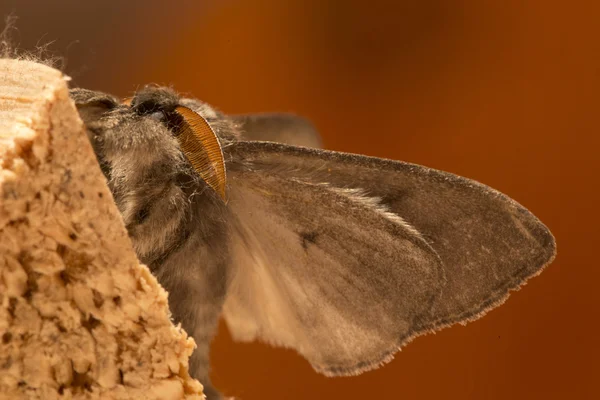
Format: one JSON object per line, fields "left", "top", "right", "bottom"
{"left": 230, "top": 113, "right": 323, "bottom": 148}
{"left": 223, "top": 167, "right": 445, "bottom": 376}
{"left": 225, "top": 141, "right": 556, "bottom": 334}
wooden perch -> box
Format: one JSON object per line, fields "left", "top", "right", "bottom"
{"left": 0, "top": 60, "right": 204, "bottom": 399}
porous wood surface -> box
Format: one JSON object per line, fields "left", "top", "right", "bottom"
{"left": 0, "top": 59, "right": 204, "bottom": 399}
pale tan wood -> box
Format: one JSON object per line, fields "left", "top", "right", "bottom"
{"left": 0, "top": 59, "right": 204, "bottom": 400}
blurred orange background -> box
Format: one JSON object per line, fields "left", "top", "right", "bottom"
{"left": 2, "top": 1, "right": 597, "bottom": 399}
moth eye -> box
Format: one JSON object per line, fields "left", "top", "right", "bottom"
{"left": 133, "top": 99, "right": 161, "bottom": 116}
{"left": 172, "top": 106, "right": 227, "bottom": 200}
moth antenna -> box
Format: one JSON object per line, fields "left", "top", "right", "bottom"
{"left": 174, "top": 106, "right": 227, "bottom": 200}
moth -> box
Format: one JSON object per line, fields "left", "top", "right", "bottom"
{"left": 70, "top": 85, "right": 556, "bottom": 400}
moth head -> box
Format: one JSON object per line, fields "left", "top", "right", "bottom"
{"left": 70, "top": 85, "right": 237, "bottom": 262}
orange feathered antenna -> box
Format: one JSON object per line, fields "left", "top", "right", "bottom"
{"left": 173, "top": 106, "right": 227, "bottom": 200}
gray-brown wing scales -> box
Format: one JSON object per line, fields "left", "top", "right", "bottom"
{"left": 231, "top": 113, "right": 323, "bottom": 148}
{"left": 223, "top": 167, "right": 445, "bottom": 376}
{"left": 226, "top": 141, "right": 556, "bottom": 339}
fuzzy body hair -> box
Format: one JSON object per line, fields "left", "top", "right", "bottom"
{"left": 71, "top": 86, "right": 237, "bottom": 399}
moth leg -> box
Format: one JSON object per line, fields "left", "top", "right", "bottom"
{"left": 153, "top": 255, "right": 228, "bottom": 400}
{"left": 187, "top": 307, "right": 223, "bottom": 400}
{"left": 202, "top": 382, "right": 224, "bottom": 400}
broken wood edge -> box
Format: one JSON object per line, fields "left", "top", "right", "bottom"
{"left": 0, "top": 59, "right": 205, "bottom": 399}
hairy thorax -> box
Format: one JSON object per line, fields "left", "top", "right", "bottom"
{"left": 71, "top": 85, "right": 239, "bottom": 266}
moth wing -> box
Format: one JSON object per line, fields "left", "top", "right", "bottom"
{"left": 224, "top": 142, "right": 556, "bottom": 371}
{"left": 223, "top": 164, "right": 445, "bottom": 376}
{"left": 231, "top": 113, "right": 323, "bottom": 148}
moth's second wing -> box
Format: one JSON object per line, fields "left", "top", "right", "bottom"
{"left": 223, "top": 166, "right": 445, "bottom": 376}
{"left": 231, "top": 113, "right": 323, "bottom": 148}
{"left": 225, "top": 141, "right": 556, "bottom": 356}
